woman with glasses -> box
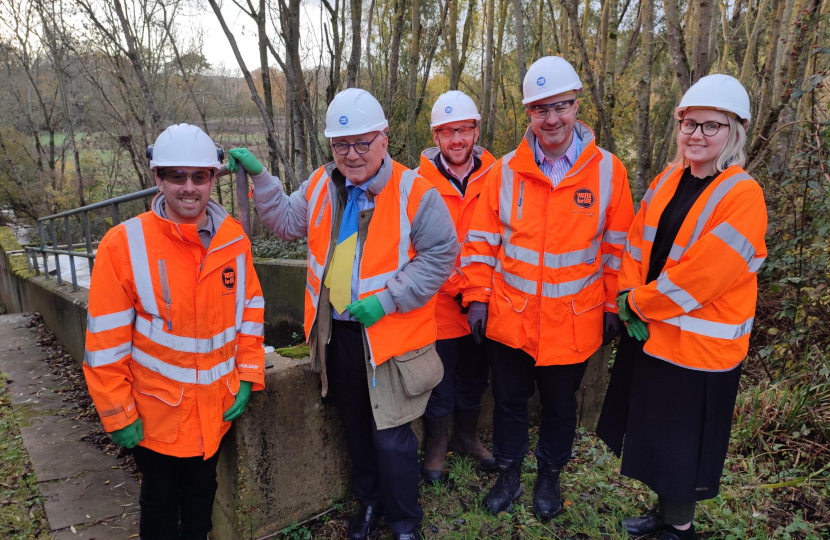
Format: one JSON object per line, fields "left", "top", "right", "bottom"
{"left": 596, "top": 75, "right": 767, "bottom": 540}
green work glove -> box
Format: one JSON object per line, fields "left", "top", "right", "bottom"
{"left": 223, "top": 381, "right": 253, "bottom": 422}
{"left": 346, "top": 295, "right": 386, "bottom": 328}
{"left": 228, "top": 148, "right": 264, "bottom": 176}
{"left": 110, "top": 418, "right": 143, "bottom": 449}
{"left": 616, "top": 292, "right": 650, "bottom": 342}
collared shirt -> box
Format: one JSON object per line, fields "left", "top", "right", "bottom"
{"left": 534, "top": 129, "right": 582, "bottom": 188}
{"left": 439, "top": 154, "right": 475, "bottom": 194}
{"left": 435, "top": 153, "right": 482, "bottom": 196}
{"left": 158, "top": 202, "right": 216, "bottom": 249}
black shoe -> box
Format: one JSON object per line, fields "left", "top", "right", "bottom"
{"left": 347, "top": 505, "right": 381, "bottom": 540}
{"left": 392, "top": 531, "right": 420, "bottom": 540}
{"left": 656, "top": 525, "right": 696, "bottom": 540}
{"left": 481, "top": 460, "right": 523, "bottom": 514}
{"left": 532, "top": 461, "right": 563, "bottom": 521}
{"left": 622, "top": 507, "right": 662, "bottom": 535}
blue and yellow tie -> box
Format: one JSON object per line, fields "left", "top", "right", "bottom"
{"left": 325, "top": 186, "right": 359, "bottom": 313}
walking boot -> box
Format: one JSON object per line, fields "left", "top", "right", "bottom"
{"left": 347, "top": 505, "right": 381, "bottom": 540}
{"left": 421, "top": 415, "right": 451, "bottom": 483}
{"left": 450, "top": 408, "right": 498, "bottom": 472}
{"left": 532, "top": 461, "right": 563, "bottom": 521}
{"left": 656, "top": 525, "right": 696, "bottom": 540}
{"left": 622, "top": 506, "right": 662, "bottom": 535}
{"left": 481, "top": 460, "right": 523, "bottom": 514}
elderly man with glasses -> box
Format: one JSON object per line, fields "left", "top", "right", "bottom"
{"left": 456, "top": 56, "right": 635, "bottom": 520}
{"left": 229, "top": 88, "right": 457, "bottom": 540}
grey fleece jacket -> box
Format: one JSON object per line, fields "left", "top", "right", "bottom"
{"left": 251, "top": 154, "right": 458, "bottom": 316}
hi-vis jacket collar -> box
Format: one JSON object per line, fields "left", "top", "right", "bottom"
{"left": 150, "top": 194, "right": 244, "bottom": 253}
{"left": 419, "top": 146, "right": 490, "bottom": 198}
{"left": 514, "top": 121, "right": 600, "bottom": 189}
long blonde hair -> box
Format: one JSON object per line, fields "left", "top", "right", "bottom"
{"left": 669, "top": 114, "right": 747, "bottom": 172}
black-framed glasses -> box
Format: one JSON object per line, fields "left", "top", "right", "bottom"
{"left": 678, "top": 119, "right": 729, "bottom": 136}
{"left": 157, "top": 168, "right": 215, "bottom": 186}
{"left": 434, "top": 125, "right": 477, "bottom": 139}
{"left": 527, "top": 99, "right": 576, "bottom": 120}
{"left": 331, "top": 132, "right": 385, "bottom": 156}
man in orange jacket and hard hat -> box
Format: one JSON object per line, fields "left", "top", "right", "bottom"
{"left": 458, "top": 56, "right": 635, "bottom": 520}
{"left": 83, "top": 123, "right": 265, "bottom": 540}
{"left": 230, "top": 88, "right": 456, "bottom": 540}
{"left": 415, "top": 91, "right": 499, "bottom": 483}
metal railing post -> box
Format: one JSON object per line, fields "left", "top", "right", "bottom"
{"left": 31, "top": 249, "right": 40, "bottom": 276}
{"left": 82, "top": 210, "right": 94, "bottom": 274}
{"left": 38, "top": 221, "right": 49, "bottom": 279}
{"left": 110, "top": 203, "right": 121, "bottom": 226}
{"left": 50, "top": 219, "right": 63, "bottom": 285}
{"left": 64, "top": 215, "right": 79, "bottom": 291}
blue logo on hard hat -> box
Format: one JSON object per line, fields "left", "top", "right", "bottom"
{"left": 339, "top": 115, "right": 348, "bottom": 126}
{"left": 537, "top": 76, "right": 546, "bottom": 87}
{"left": 445, "top": 106, "right": 453, "bottom": 114}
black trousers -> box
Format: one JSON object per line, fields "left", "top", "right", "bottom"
{"left": 490, "top": 340, "right": 588, "bottom": 468}
{"left": 327, "top": 320, "right": 422, "bottom": 534}
{"left": 132, "top": 444, "right": 222, "bottom": 540}
{"left": 424, "top": 335, "right": 491, "bottom": 419}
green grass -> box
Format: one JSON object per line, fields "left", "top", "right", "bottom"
{"left": 0, "top": 376, "right": 49, "bottom": 540}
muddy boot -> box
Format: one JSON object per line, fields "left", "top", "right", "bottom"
{"left": 450, "top": 407, "right": 498, "bottom": 472}
{"left": 532, "top": 461, "right": 563, "bottom": 521}
{"left": 421, "top": 415, "right": 450, "bottom": 483}
{"left": 481, "top": 460, "right": 523, "bottom": 514}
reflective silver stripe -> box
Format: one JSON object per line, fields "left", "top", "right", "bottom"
{"left": 466, "top": 229, "right": 501, "bottom": 246}
{"left": 84, "top": 341, "right": 132, "bottom": 367}
{"left": 308, "top": 252, "right": 326, "bottom": 281}
{"left": 246, "top": 296, "right": 265, "bottom": 309}
{"left": 205, "top": 235, "right": 243, "bottom": 258}
{"left": 602, "top": 253, "right": 621, "bottom": 271}
{"left": 625, "top": 240, "right": 642, "bottom": 262}
{"left": 360, "top": 269, "right": 396, "bottom": 293}
{"left": 641, "top": 166, "right": 677, "bottom": 206}
{"left": 240, "top": 321, "right": 264, "bottom": 336}
{"left": 542, "top": 270, "right": 602, "bottom": 298}
{"left": 643, "top": 225, "right": 657, "bottom": 243}
{"left": 748, "top": 257, "right": 765, "bottom": 273}
{"left": 668, "top": 243, "right": 685, "bottom": 262}
{"left": 690, "top": 173, "right": 753, "bottom": 246}
{"left": 662, "top": 316, "right": 754, "bottom": 340}
{"left": 307, "top": 171, "right": 330, "bottom": 228}
{"left": 595, "top": 148, "right": 613, "bottom": 237}
{"left": 544, "top": 242, "right": 600, "bottom": 270}
{"left": 504, "top": 241, "right": 539, "bottom": 265}
{"left": 132, "top": 347, "right": 235, "bottom": 385}
{"left": 460, "top": 255, "right": 497, "bottom": 267}
{"left": 502, "top": 270, "right": 537, "bottom": 295}
{"left": 235, "top": 253, "right": 246, "bottom": 331}
{"left": 125, "top": 218, "right": 159, "bottom": 318}
{"left": 135, "top": 317, "right": 237, "bottom": 353}
{"left": 498, "top": 152, "right": 517, "bottom": 242}
{"left": 655, "top": 272, "right": 700, "bottom": 312}
{"left": 87, "top": 308, "right": 135, "bottom": 333}
{"left": 711, "top": 222, "right": 759, "bottom": 270}
{"left": 306, "top": 280, "right": 320, "bottom": 308}
{"left": 602, "top": 230, "right": 627, "bottom": 245}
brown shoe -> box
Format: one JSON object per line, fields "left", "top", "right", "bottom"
{"left": 450, "top": 408, "right": 498, "bottom": 471}
{"left": 421, "top": 415, "right": 450, "bottom": 482}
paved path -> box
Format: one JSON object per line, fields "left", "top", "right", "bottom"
{"left": 0, "top": 313, "right": 139, "bottom": 539}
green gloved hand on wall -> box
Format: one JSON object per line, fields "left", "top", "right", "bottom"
{"left": 223, "top": 381, "right": 253, "bottom": 422}
{"left": 347, "top": 295, "right": 386, "bottom": 328}
{"left": 616, "top": 292, "right": 650, "bottom": 342}
{"left": 228, "top": 148, "right": 264, "bottom": 176}
{"left": 110, "top": 418, "right": 143, "bottom": 449}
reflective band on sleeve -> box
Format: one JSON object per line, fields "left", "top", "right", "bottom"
{"left": 235, "top": 253, "right": 246, "bottom": 331}
{"left": 240, "top": 321, "right": 264, "bottom": 336}
{"left": 84, "top": 341, "right": 132, "bottom": 367}
{"left": 87, "top": 308, "right": 136, "bottom": 333}
{"left": 602, "top": 230, "right": 627, "bottom": 245}
{"left": 643, "top": 225, "right": 657, "bottom": 243}
{"left": 125, "top": 218, "right": 160, "bottom": 318}
{"left": 135, "top": 317, "right": 237, "bottom": 353}
{"left": 504, "top": 241, "right": 540, "bottom": 265}
{"left": 542, "top": 270, "right": 602, "bottom": 298}
{"left": 602, "top": 253, "right": 621, "bottom": 271}
{"left": 460, "top": 255, "right": 497, "bottom": 267}
{"left": 544, "top": 242, "right": 600, "bottom": 270}
{"left": 663, "top": 315, "right": 754, "bottom": 340}
{"left": 668, "top": 243, "right": 685, "bottom": 262}
{"left": 595, "top": 149, "right": 613, "bottom": 236}
{"left": 246, "top": 296, "right": 265, "bottom": 309}
{"left": 748, "top": 257, "right": 765, "bottom": 273}
{"left": 711, "top": 222, "right": 759, "bottom": 270}
{"left": 306, "top": 280, "right": 320, "bottom": 307}
{"left": 466, "top": 230, "right": 502, "bottom": 246}
{"left": 655, "top": 272, "right": 701, "bottom": 312}
{"left": 132, "top": 347, "right": 236, "bottom": 385}
{"left": 625, "top": 240, "right": 642, "bottom": 262}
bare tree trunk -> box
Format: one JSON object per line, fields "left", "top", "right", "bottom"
{"left": 346, "top": 0, "right": 362, "bottom": 87}
{"left": 603, "top": 0, "right": 619, "bottom": 135}
{"left": 365, "top": 0, "right": 377, "bottom": 89}
{"left": 486, "top": 0, "right": 508, "bottom": 147}
{"left": 447, "top": 0, "right": 460, "bottom": 89}
{"left": 634, "top": 0, "right": 654, "bottom": 198}
{"left": 322, "top": 0, "right": 343, "bottom": 103}
{"left": 407, "top": 0, "right": 421, "bottom": 162}
{"left": 753, "top": 0, "right": 784, "bottom": 140}
{"left": 481, "top": 0, "right": 496, "bottom": 142}
{"left": 690, "top": 0, "right": 714, "bottom": 82}
{"left": 457, "top": 0, "right": 476, "bottom": 82}
{"left": 513, "top": 0, "right": 527, "bottom": 82}
{"left": 663, "top": 0, "right": 691, "bottom": 92}
{"left": 739, "top": 0, "right": 770, "bottom": 87}
{"left": 388, "top": 0, "right": 405, "bottom": 108}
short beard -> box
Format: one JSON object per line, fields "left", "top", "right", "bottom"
{"left": 442, "top": 145, "right": 474, "bottom": 167}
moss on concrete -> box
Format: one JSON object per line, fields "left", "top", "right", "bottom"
{"left": 275, "top": 343, "right": 310, "bottom": 358}
{"left": 0, "top": 226, "right": 22, "bottom": 252}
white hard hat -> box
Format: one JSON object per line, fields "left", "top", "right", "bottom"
{"left": 675, "top": 74, "right": 751, "bottom": 123}
{"left": 324, "top": 88, "right": 388, "bottom": 138}
{"left": 430, "top": 91, "right": 481, "bottom": 128}
{"left": 148, "top": 123, "right": 223, "bottom": 169}
{"left": 522, "top": 56, "right": 583, "bottom": 105}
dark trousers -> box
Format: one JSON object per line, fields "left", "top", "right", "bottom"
{"left": 425, "top": 335, "right": 491, "bottom": 419}
{"left": 327, "top": 320, "right": 422, "bottom": 534}
{"left": 490, "top": 340, "right": 588, "bottom": 468}
{"left": 132, "top": 444, "right": 222, "bottom": 540}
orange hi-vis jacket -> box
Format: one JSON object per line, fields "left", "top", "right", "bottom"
{"left": 83, "top": 196, "right": 265, "bottom": 459}
{"left": 416, "top": 146, "right": 496, "bottom": 340}
{"left": 459, "top": 122, "right": 635, "bottom": 366}
{"left": 619, "top": 165, "right": 767, "bottom": 371}
{"left": 304, "top": 160, "right": 441, "bottom": 367}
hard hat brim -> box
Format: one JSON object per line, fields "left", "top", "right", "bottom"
{"left": 522, "top": 84, "right": 582, "bottom": 105}
{"left": 324, "top": 120, "right": 389, "bottom": 139}
{"left": 674, "top": 105, "right": 751, "bottom": 123}
{"left": 151, "top": 159, "right": 222, "bottom": 169}
{"left": 430, "top": 113, "right": 482, "bottom": 129}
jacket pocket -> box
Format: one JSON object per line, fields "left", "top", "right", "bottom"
{"left": 570, "top": 278, "right": 605, "bottom": 352}
{"left": 131, "top": 373, "right": 183, "bottom": 443}
{"left": 221, "top": 371, "right": 241, "bottom": 414}
{"left": 488, "top": 273, "right": 527, "bottom": 348}
{"left": 392, "top": 344, "right": 444, "bottom": 398}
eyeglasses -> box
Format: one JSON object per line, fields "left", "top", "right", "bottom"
{"left": 157, "top": 169, "right": 215, "bottom": 186}
{"left": 527, "top": 99, "right": 576, "bottom": 120}
{"left": 434, "top": 125, "right": 477, "bottom": 139}
{"left": 678, "top": 119, "right": 729, "bottom": 136}
{"left": 331, "top": 132, "right": 385, "bottom": 156}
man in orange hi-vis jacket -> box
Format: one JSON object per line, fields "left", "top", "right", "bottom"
{"left": 457, "top": 56, "right": 635, "bottom": 521}
{"left": 83, "top": 123, "right": 265, "bottom": 540}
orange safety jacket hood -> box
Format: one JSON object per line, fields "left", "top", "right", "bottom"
{"left": 459, "top": 122, "right": 635, "bottom": 365}
{"left": 619, "top": 165, "right": 767, "bottom": 371}
{"left": 83, "top": 195, "right": 265, "bottom": 459}
{"left": 417, "top": 146, "right": 496, "bottom": 340}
